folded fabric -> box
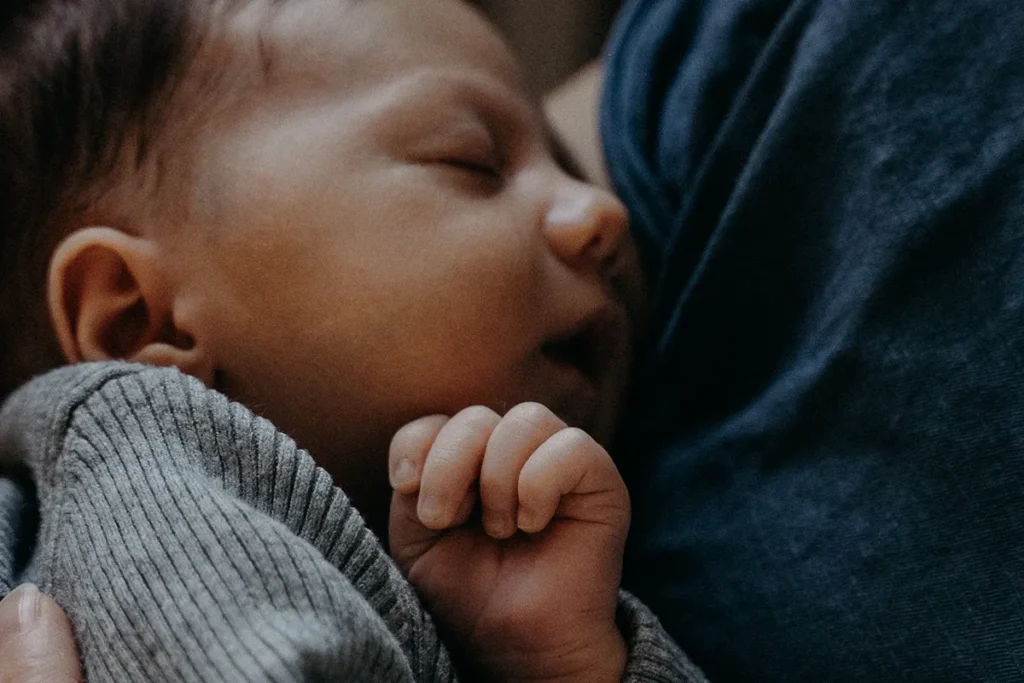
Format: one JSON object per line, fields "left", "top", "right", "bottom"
{"left": 0, "top": 362, "right": 705, "bottom": 683}
{"left": 602, "top": 0, "right": 1024, "bottom": 680}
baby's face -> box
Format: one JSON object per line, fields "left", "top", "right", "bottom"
{"left": 166, "top": 0, "right": 643, "bottom": 523}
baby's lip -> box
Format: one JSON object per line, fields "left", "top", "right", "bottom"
{"left": 541, "top": 303, "right": 626, "bottom": 387}
{"left": 540, "top": 300, "right": 630, "bottom": 434}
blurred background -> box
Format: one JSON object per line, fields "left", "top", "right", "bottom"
{"left": 470, "top": 0, "right": 623, "bottom": 93}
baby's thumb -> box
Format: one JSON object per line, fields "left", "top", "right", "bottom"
{"left": 389, "top": 487, "right": 476, "bottom": 574}
{"left": 0, "top": 584, "right": 82, "bottom": 683}
{"left": 388, "top": 488, "right": 438, "bottom": 573}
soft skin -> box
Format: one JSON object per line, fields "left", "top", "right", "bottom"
{"left": 38, "top": 1, "right": 644, "bottom": 681}
{"left": 389, "top": 402, "right": 631, "bottom": 683}
{"left": 0, "top": 586, "right": 81, "bottom": 683}
{"left": 45, "top": 0, "right": 645, "bottom": 533}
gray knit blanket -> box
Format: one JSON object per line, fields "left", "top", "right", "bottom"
{"left": 0, "top": 363, "right": 705, "bottom": 683}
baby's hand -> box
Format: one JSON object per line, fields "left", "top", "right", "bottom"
{"left": 388, "top": 403, "right": 630, "bottom": 683}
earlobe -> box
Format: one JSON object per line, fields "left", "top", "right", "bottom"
{"left": 47, "top": 227, "right": 215, "bottom": 385}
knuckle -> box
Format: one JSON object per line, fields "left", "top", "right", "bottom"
{"left": 391, "top": 416, "right": 447, "bottom": 456}
{"left": 427, "top": 442, "right": 467, "bottom": 469}
{"left": 559, "top": 426, "right": 594, "bottom": 451}
{"left": 505, "top": 402, "right": 559, "bottom": 430}
{"left": 453, "top": 405, "right": 500, "bottom": 430}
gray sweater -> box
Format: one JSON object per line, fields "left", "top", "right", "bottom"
{"left": 0, "top": 363, "right": 706, "bottom": 683}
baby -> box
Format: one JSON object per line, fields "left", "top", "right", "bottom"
{"left": 0, "top": 0, "right": 693, "bottom": 681}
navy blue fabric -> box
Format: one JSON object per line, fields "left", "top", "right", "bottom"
{"left": 602, "top": 0, "right": 1024, "bottom": 681}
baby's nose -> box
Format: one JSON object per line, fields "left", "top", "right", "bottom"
{"left": 543, "top": 182, "right": 629, "bottom": 272}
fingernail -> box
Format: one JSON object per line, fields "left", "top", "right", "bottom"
{"left": 16, "top": 584, "right": 40, "bottom": 628}
{"left": 517, "top": 508, "right": 539, "bottom": 533}
{"left": 483, "top": 510, "right": 513, "bottom": 539}
{"left": 391, "top": 459, "right": 418, "bottom": 489}
{"left": 418, "top": 494, "right": 446, "bottom": 526}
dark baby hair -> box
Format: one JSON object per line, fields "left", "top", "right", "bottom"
{"left": 0, "top": 0, "right": 220, "bottom": 400}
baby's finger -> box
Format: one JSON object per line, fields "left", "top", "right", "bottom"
{"left": 389, "top": 415, "right": 450, "bottom": 494}
{"left": 417, "top": 406, "right": 500, "bottom": 529}
{"left": 516, "top": 428, "right": 628, "bottom": 533}
{"left": 480, "top": 402, "right": 566, "bottom": 538}
{"left": 390, "top": 486, "right": 476, "bottom": 573}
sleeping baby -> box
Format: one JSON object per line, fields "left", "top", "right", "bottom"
{"left": 0, "top": 0, "right": 703, "bottom": 681}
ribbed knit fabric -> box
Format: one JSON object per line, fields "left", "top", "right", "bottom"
{"left": 0, "top": 363, "right": 705, "bottom": 683}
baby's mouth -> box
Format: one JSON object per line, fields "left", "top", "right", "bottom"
{"left": 541, "top": 313, "right": 608, "bottom": 384}
{"left": 539, "top": 303, "right": 631, "bottom": 440}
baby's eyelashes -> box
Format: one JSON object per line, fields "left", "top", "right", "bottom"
{"left": 434, "top": 157, "right": 504, "bottom": 194}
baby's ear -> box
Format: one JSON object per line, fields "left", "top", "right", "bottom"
{"left": 47, "top": 227, "right": 214, "bottom": 385}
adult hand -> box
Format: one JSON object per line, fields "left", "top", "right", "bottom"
{"left": 0, "top": 584, "right": 82, "bottom": 683}
{"left": 389, "top": 402, "right": 630, "bottom": 683}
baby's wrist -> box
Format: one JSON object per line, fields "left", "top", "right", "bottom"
{"left": 479, "top": 625, "right": 627, "bottom": 683}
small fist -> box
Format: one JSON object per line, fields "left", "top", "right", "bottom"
{"left": 388, "top": 402, "right": 629, "bottom": 683}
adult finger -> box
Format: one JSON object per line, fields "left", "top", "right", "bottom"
{"left": 0, "top": 584, "right": 81, "bottom": 683}
{"left": 479, "top": 402, "right": 566, "bottom": 539}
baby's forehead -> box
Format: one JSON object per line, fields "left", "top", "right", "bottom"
{"left": 178, "top": 0, "right": 539, "bottom": 225}
{"left": 215, "top": 0, "right": 526, "bottom": 106}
